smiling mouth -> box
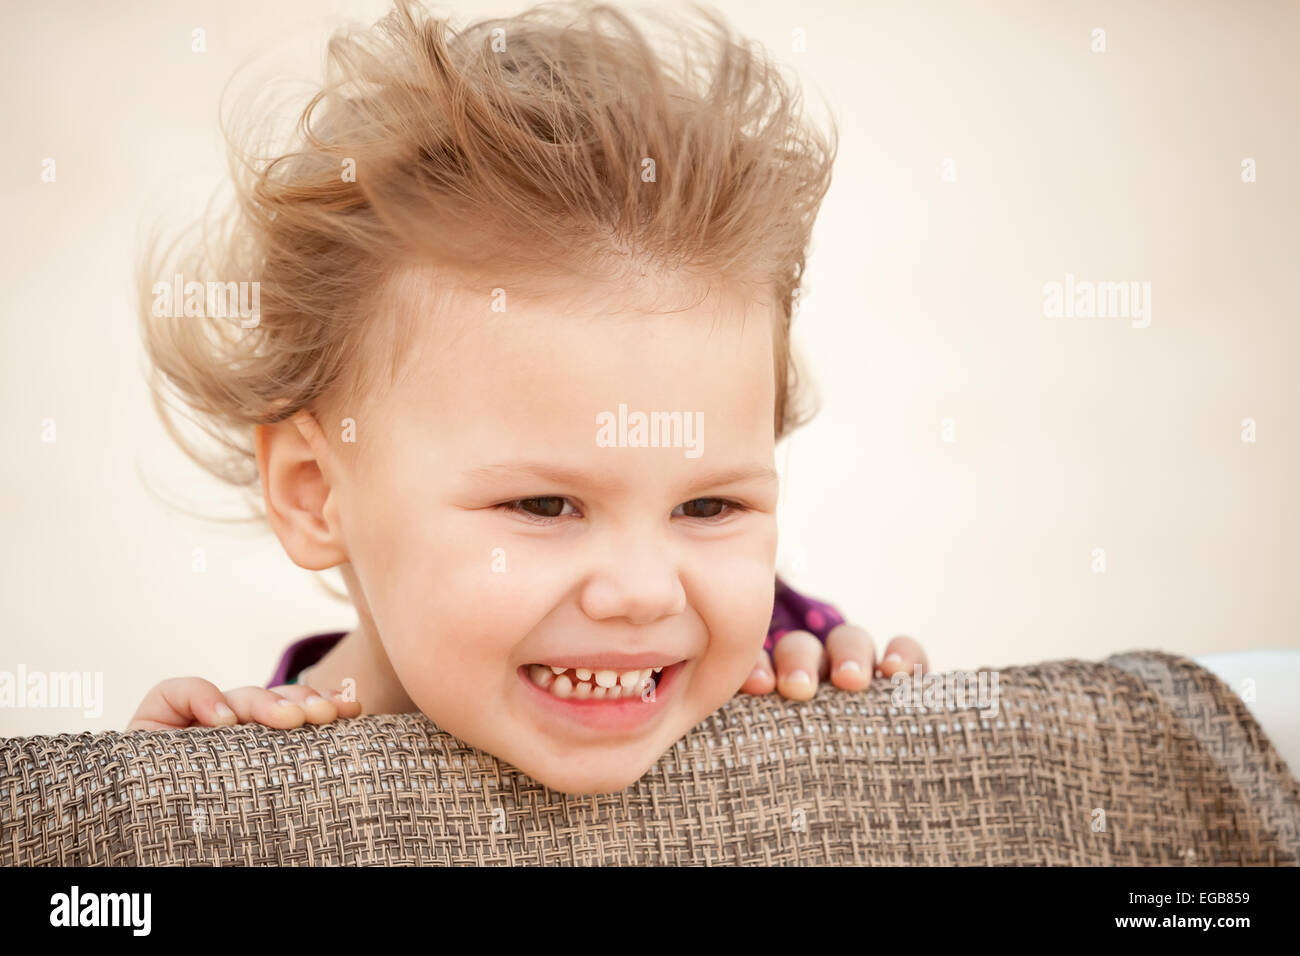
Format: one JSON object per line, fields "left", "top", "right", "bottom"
{"left": 525, "top": 663, "right": 673, "bottom": 700}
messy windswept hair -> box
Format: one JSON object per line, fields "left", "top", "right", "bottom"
{"left": 140, "top": 0, "right": 838, "bottom": 501}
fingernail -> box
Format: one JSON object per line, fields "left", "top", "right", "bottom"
{"left": 786, "top": 669, "right": 811, "bottom": 684}
{"left": 749, "top": 666, "right": 771, "bottom": 682}
{"left": 213, "top": 702, "right": 234, "bottom": 721}
{"left": 836, "top": 660, "right": 861, "bottom": 674}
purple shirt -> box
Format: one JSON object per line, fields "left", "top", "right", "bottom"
{"left": 268, "top": 575, "right": 846, "bottom": 687}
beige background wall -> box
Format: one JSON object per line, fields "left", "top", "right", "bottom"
{"left": 2, "top": 0, "right": 1296, "bottom": 734}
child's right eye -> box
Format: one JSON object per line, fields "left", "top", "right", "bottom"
{"left": 495, "top": 497, "right": 578, "bottom": 524}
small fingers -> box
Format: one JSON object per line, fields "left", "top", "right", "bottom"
{"left": 319, "top": 689, "right": 363, "bottom": 719}
{"left": 740, "top": 649, "right": 776, "bottom": 695}
{"left": 127, "top": 677, "right": 238, "bottom": 731}
{"left": 771, "top": 630, "right": 824, "bottom": 701}
{"left": 825, "top": 623, "right": 876, "bottom": 691}
{"left": 222, "top": 686, "right": 310, "bottom": 729}
{"left": 266, "top": 684, "right": 342, "bottom": 724}
{"left": 298, "top": 669, "right": 363, "bottom": 718}
{"left": 878, "top": 634, "right": 929, "bottom": 679}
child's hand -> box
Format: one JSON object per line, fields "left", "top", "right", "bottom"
{"left": 127, "top": 677, "right": 361, "bottom": 731}
{"left": 740, "top": 625, "right": 928, "bottom": 701}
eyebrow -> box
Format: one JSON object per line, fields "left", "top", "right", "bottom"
{"left": 463, "top": 460, "right": 779, "bottom": 494}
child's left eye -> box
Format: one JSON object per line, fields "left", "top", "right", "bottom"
{"left": 494, "top": 496, "right": 745, "bottom": 525}
{"left": 672, "top": 498, "right": 740, "bottom": 520}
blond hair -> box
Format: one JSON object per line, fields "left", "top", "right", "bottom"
{"left": 140, "top": 0, "right": 837, "bottom": 503}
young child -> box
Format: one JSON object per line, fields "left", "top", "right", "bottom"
{"left": 128, "top": 0, "right": 927, "bottom": 793}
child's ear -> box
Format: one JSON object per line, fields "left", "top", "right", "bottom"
{"left": 255, "top": 412, "right": 347, "bottom": 571}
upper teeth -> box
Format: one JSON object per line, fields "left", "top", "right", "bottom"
{"left": 528, "top": 664, "right": 665, "bottom": 699}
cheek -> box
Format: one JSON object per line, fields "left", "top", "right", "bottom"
{"left": 342, "top": 485, "right": 532, "bottom": 706}
{"left": 687, "top": 537, "right": 777, "bottom": 676}
{"left": 341, "top": 449, "right": 478, "bottom": 617}
{"left": 372, "top": 566, "right": 526, "bottom": 736}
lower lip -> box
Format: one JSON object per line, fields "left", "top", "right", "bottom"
{"left": 518, "top": 662, "right": 683, "bottom": 733}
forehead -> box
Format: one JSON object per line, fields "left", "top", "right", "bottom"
{"left": 377, "top": 269, "right": 779, "bottom": 452}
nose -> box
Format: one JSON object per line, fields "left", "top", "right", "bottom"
{"left": 579, "top": 532, "right": 686, "bottom": 627}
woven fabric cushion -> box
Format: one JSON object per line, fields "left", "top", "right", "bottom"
{"left": 3, "top": 651, "right": 1298, "bottom": 865}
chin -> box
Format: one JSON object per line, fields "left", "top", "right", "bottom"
{"left": 530, "top": 770, "right": 642, "bottom": 795}
{"left": 512, "top": 747, "right": 662, "bottom": 794}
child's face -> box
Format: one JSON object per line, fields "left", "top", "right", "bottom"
{"left": 333, "top": 275, "right": 779, "bottom": 793}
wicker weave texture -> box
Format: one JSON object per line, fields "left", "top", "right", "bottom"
{"left": 2, "top": 652, "right": 1297, "bottom": 865}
